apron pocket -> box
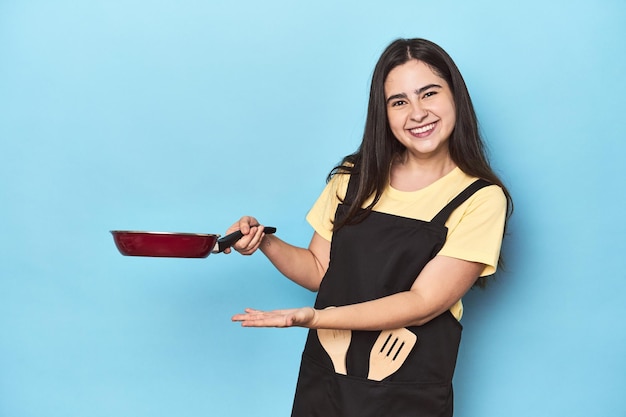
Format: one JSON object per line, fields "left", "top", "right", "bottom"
{"left": 292, "top": 354, "right": 453, "bottom": 417}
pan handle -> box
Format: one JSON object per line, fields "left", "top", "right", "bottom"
{"left": 214, "top": 226, "right": 277, "bottom": 253}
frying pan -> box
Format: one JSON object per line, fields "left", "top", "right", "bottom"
{"left": 111, "top": 227, "right": 276, "bottom": 258}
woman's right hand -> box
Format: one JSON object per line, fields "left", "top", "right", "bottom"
{"left": 223, "top": 218, "right": 330, "bottom": 291}
{"left": 223, "top": 216, "right": 271, "bottom": 255}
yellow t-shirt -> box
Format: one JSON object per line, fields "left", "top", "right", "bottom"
{"left": 305, "top": 167, "right": 507, "bottom": 320}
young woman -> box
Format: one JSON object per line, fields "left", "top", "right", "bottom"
{"left": 227, "top": 38, "right": 512, "bottom": 417}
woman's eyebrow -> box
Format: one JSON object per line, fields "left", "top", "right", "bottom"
{"left": 386, "top": 93, "right": 408, "bottom": 104}
{"left": 415, "top": 84, "right": 442, "bottom": 95}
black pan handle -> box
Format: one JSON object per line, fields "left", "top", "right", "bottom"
{"left": 214, "top": 226, "right": 277, "bottom": 253}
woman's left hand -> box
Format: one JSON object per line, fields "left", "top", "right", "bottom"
{"left": 232, "top": 307, "right": 317, "bottom": 328}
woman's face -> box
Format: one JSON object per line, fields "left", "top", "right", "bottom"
{"left": 384, "top": 59, "right": 456, "bottom": 160}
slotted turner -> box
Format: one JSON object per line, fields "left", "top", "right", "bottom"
{"left": 367, "top": 328, "right": 417, "bottom": 381}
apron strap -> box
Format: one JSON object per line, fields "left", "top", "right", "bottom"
{"left": 345, "top": 175, "right": 492, "bottom": 225}
{"left": 430, "top": 179, "right": 492, "bottom": 225}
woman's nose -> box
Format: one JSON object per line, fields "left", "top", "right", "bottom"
{"left": 410, "top": 103, "right": 428, "bottom": 122}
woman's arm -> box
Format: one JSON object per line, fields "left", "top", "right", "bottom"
{"left": 260, "top": 232, "right": 329, "bottom": 291}
{"left": 224, "top": 216, "right": 330, "bottom": 291}
{"left": 232, "top": 255, "right": 484, "bottom": 329}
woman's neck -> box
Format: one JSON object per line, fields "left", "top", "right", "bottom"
{"left": 389, "top": 152, "right": 456, "bottom": 191}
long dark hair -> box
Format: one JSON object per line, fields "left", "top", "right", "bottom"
{"left": 329, "top": 38, "right": 513, "bottom": 285}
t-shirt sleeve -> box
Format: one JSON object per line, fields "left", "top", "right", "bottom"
{"left": 305, "top": 174, "right": 350, "bottom": 242}
{"left": 437, "top": 185, "right": 507, "bottom": 277}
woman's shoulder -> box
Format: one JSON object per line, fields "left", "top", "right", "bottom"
{"left": 451, "top": 168, "right": 504, "bottom": 192}
{"left": 445, "top": 169, "right": 507, "bottom": 211}
{"left": 326, "top": 170, "right": 352, "bottom": 200}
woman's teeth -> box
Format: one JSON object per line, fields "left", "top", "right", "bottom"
{"left": 411, "top": 123, "right": 436, "bottom": 134}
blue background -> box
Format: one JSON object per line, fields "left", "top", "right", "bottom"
{"left": 1, "top": 1, "right": 625, "bottom": 416}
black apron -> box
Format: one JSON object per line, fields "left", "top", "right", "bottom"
{"left": 291, "top": 175, "right": 491, "bottom": 417}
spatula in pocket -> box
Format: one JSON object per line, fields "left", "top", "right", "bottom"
{"left": 367, "top": 328, "right": 417, "bottom": 381}
{"left": 317, "top": 328, "right": 352, "bottom": 375}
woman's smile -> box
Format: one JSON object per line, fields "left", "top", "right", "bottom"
{"left": 409, "top": 121, "right": 438, "bottom": 138}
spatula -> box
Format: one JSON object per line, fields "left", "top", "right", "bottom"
{"left": 317, "top": 327, "right": 352, "bottom": 375}
{"left": 367, "top": 328, "right": 417, "bottom": 381}
{"left": 316, "top": 306, "right": 352, "bottom": 375}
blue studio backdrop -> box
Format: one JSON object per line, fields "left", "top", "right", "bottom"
{"left": 1, "top": 1, "right": 625, "bottom": 416}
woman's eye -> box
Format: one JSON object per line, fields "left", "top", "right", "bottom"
{"left": 423, "top": 91, "right": 437, "bottom": 99}
{"left": 391, "top": 100, "right": 406, "bottom": 107}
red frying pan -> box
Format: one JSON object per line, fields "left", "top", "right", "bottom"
{"left": 111, "top": 227, "right": 276, "bottom": 258}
